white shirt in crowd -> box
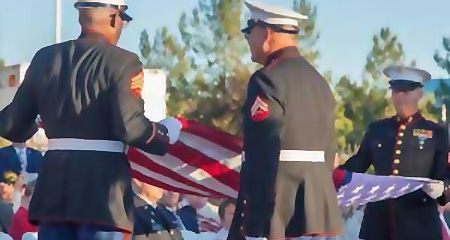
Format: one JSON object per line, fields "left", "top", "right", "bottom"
{"left": 14, "top": 147, "right": 27, "bottom": 172}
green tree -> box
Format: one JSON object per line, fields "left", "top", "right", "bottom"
{"left": 0, "top": 59, "right": 4, "bottom": 67}
{"left": 140, "top": 0, "right": 321, "bottom": 135}
{"left": 293, "top": 0, "right": 320, "bottom": 66}
{"left": 432, "top": 37, "right": 450, "bottom": 122}
{"left": 434, "top": 37, "right": 450, "bottom": 75}
{"left": 365, "top": 27, "right": 405, "bottom": 86}
{"left": 335, "top": 28, "right": 405, "bottom": 151}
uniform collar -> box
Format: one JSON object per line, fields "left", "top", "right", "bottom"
{"left": 264, "top": 46, "right": 300, "bottom": 67}
{"left": 394, "top": 111, "right": 423, "bottom": 124}
{"left": 79, "top": 30, "right": 108, "bottom": 42}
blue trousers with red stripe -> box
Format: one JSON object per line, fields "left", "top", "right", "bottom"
{"left": 38, "top": 222, "right": 130, "bottom": 240}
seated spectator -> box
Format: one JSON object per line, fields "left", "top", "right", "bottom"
{"left": 179, "top": 199, "right": 236, "bottom": 240}
{"left": 0, "top": 172, "right": 16, "bottom": 233}
{"left": 177, "top": 195, "right": 205, "bottom": 233}
{"left": 215, "top": 199, "right": 236, "bottom": 240}
{"left": 132, "top": 179, "right": 183, "bottom": 240}
{"left": 177, "top": 195, "right": 221, "bottom": 233}
{"left": 8, "top": 178, "right": 38, "bottom": 240}
{"left": 158, "top": 191, "right": 185, "bottom": 230}
{"left": 198, "top": 198, "right": 222, "bottom": 233}
{"left": 0, "top": 142, "right": 42, "bottom": 181}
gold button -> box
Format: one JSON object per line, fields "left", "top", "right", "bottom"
{"left": 394, "top": 159, "right": 400, "bottom": 164}
{"left": 400, "top": 125, "right": 406, "bottom": 130}
{"left": 397, "top": 140, "right": 402, "bottom": 145}
{"left": 393, "top": 169, "right": 399, "bottom": 175}
{"left": 399, "top": 132, "right": 404, "bottom": 137}
{"left": 241, "top": 213, "right": 245, "bottom": 217}
{"left": 396, "top": 150, "right": 401, "bottom": 154}
{"left": 240, "top": 226, "right": 244, "bottom": 231}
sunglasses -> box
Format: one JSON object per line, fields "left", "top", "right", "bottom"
{"left": 74, "top": 2, "right": 132, "bottom": 24}
{"left": 119, "top": 9, "right": 132, "bottom": 23}
{"left": 241, "top": 19, "right": 300, "bottom": 39}
{"left": 242, "top": 20, "right": 258, "bottom": 39}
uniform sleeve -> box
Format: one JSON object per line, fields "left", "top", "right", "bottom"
{"left": 434, "top": 124, "right": 450, "bottom": 205}
{"left": 243, "top": 71, "right": 285, "bottom": 237}
{"left": 0, "top": 52, "right": 40, "bottom": 142}
{"left": 110, "top": 54, "right": 169, "bottom": 156}
{"left": 340, "top": 124, "right": 374, "bottom": 173}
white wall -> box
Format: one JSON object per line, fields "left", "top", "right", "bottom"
{"left": 142, "top": 69, "right": 167, "bottom": 122}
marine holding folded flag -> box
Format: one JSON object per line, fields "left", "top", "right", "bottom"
{"left": 336, "top": 66, "right": 450, "bottom": 240}
{"left": 0, "top": 0, "right": 182, "bottom": 239}
{"left": 228, "top": 2, "right": 342, "bottom": 240}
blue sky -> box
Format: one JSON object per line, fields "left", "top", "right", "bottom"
{"left": 0, "top": 0, "right": 449, "bottom": 81}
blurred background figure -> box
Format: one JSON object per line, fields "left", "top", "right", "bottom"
{"left": 158, "top": 190, "right": 185, "bottom": 230}
{"left": 177, "top": 195, "right": 206, "bottom": 233}
{"left": 0, "top": 172, "right": 17, "bottom": 234}
{"left": 132, "top": 179, "right": 183, "bottom": 240}
{"left": 216, "top": 199, "right": 236, "bottom": 240}
{"left": 8, "top": 176, "right": 38, "bottom": 240}
{"left": 0, "top": 142, "right": 42, "bottom": 181}
{"left": 178, "top": 195, "right": 221, "bottom": 234}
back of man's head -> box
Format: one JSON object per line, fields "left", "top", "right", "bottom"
{"left": 78, "top": 7, "right": 124, "bottom": 44}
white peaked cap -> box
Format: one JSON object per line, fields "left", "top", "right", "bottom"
{"left": 245, "top": 1, "right": 307, "bottom": 27}
{"left": 76, "top": 0, "right": 127, "bottom": 6}
{"left": 383, "top": 66, "right": 431, "bottom": 83}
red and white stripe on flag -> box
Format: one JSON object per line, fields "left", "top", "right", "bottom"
{"left": 198, "top": 215, "right": 223, "bottom": 233}
{"left": 127, "top": 118, "right": 243, "bottom": 198}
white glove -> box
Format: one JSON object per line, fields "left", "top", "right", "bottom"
{"left": 245, "top": 237, "right": 267, "bottom": 240}
{"left": 422, "top": 181, "right": 444, "bottom": 199}
{"left": 159, "top": 117, "right": 182, "bottom": 144}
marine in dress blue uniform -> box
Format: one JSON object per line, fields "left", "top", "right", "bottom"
{"left": 340, "top": 66, "right": 450, "bottom": 240}
{"left": 228, "top": 2, "right": 342, "bottom": 240}
{"left": 0, "top": 0, "right": 181, "bottom": 239}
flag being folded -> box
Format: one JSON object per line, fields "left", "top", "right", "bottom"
{"left": 127, "top": 118, "right": 442, "bottom": 209}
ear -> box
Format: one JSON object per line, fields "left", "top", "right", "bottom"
{"left": 265, "top": 27, "right": 274, "bottom": 43}
{"left": 417, "top": 89, "right": 424, "bottom": 100}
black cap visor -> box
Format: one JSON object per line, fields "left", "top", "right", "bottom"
{"left": 241, "top": 19, "right": 299, "bottom": 34}
{"left": 389, "top": 80, "right": 423, "bottom": 92}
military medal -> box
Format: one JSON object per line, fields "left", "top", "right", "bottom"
{"left": 413, "top": 129, "right": 433, "bottom": 149}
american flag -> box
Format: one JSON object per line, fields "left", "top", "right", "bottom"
{"left": 127, "top": 119, "right": 440, "bottom": 207}
{"left": 127, "top": 118, "right": 242, "bottom": 199}
{"left": 336, "top": 173, "right": 440, "bottom": 207}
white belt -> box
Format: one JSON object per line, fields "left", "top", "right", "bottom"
{"left": 242, "top": 150, "right": 325, "bottom": 162}
{"left": 279, "top": 150, "right": 325, "bottom": 162}
{"left": 47, "top": 139, "right": 125, "bottom": 153}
